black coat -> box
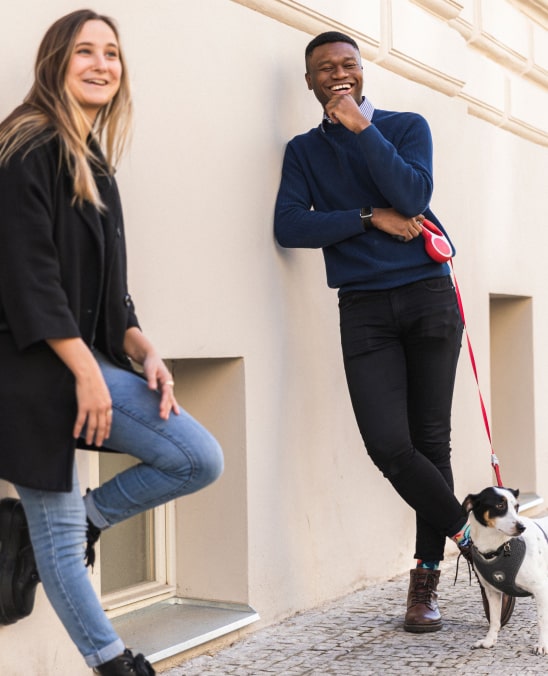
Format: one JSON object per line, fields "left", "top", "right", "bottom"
{"left": 0, "top": 136, "right": 139, "bottom": 491}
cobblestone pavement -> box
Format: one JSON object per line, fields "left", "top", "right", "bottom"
{"left": 163, "top": 554, "right": 548, "bottom": 676}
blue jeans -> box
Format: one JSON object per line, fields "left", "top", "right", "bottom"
{"left": 339, "top": 276, "right": 465, "bottom": 562}
{"left": 16, "top": 352, "right": 223, "bottom": 668}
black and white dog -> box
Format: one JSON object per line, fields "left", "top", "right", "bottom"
{"left": 463, "top": 486, "right": 548, "bottom": 655}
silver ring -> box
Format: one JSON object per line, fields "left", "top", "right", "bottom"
{"left": 165, "top": 380, "right": 175, "bottom": 387}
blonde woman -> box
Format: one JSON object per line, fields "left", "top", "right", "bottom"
{"left": 0, "top": 10, "right": 223, "bottom": 675}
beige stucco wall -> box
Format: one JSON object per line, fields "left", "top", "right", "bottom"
{"left": 1, "top": 1, "right": 547, "bottom": 673}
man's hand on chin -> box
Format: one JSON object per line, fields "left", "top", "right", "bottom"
{"left": 324, "top": 94, "right": 369, "bottom": 134}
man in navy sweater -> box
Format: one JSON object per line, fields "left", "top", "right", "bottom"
{"left": 275, "top": 31, "right": 513, "bottom": 632}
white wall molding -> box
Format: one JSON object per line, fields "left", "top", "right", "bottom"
{"left": 508, "top": 0, "right": 548, "bottom": 30}
{"left": 463, "top": 94, "right": 548, "bottom": 146}
{"left": 374, "top": 49, "right": 465, "bottom": 97}
{"left": 450, "top": 15, "right": 535, "bottom": 79}
{"left": 231, "top": 0, "right": 548, "bottom": 146}
{"left": 449, "top": 6, "right": 548, "bottom": 90}
{"left": 503, "top": 115, "right": 548, "bottom": 146}
{"left": 525, "top": 63, "right": 548, "bottom": 88}
{"left": 410, "top": 0, "right": 463, "bottom": 21}
{"left": 448, "top": 14, "right": 474, "bottom": 41}
{"left": 466, "top": 31, "right": 529, "bottom": 75}
{"left": 230, "top": 0, "right": 379, "bottom": 60}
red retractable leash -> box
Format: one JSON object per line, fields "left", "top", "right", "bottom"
{"left": 420, "top": 218, "right": 453, "bottom": 263}
{"left": 421, "top": 219, "right": 504, "bottom": 487}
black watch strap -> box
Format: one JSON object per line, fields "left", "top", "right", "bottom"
{"left": 360, "top": 206, "right": 374, "bottom": 231}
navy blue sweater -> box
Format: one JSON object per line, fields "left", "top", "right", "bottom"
{"left": 274, "top": 108, "right": 452, "bottom": 293}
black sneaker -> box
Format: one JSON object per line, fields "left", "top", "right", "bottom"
{"left": 94, "top": 648, "right": 155, "bottom": 675}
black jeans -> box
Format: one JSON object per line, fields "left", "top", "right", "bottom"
{"left": 339, "top": 276, "right": 465, "bottom": 561}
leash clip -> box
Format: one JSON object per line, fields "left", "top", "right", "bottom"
{"left": 503, "top": 541, "right": 512, "bottom": 557}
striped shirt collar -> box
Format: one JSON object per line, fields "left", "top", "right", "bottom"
{"left": 321, "top": 95, "right": 374, "bottom": 131}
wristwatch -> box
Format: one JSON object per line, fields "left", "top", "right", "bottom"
{"left": 360, "top": 206, "right": 374, "bottom": 231}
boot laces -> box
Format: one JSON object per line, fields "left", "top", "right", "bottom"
{"left": 133, "top": 653, "right": 155, "bottom": 675}
{"left": 84, "top": 518, "right": 102, "bottom": 569}
{"left": 84, "top": 488, "right": 102, "bottom": 570}
{"left": 410, "top": 574, "right": 437, "bottom": 608}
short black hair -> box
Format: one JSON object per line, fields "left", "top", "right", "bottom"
{"left": 305, "top": 31, "right": 359, "bottom": 70}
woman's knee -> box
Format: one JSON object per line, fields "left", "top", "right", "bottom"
{"left": 192, "top": 430, "right": 224, "bottom": 488}
{"left": 164, "top": 424, "right": 224, "bottom": 491}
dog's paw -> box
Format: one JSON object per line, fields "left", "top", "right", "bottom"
{"left": 533, "top": 645, "right": 548, "bottom": 656}
{"left": 473, "top": 638, "right": 496, "bottom": 650}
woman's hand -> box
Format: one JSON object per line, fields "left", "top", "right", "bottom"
{"left": 370, "top": 207, "right": 424, "bottom": 242}
{"left": 73, "top": 365, "right": 113, "bottom": 445}
{"left": 46, "top": 337, "right": 112, "bottom": 445}
{"left": 141, "top": 350, "right": 179, "bottom": 420}
{"left": 124, "top": 327, "right": 179, "bottom": 420}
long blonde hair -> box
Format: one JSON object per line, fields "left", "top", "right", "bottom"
{"left": 0, "top": 9, "right": 132, "bottom": 208}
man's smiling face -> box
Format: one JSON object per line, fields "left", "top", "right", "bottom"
{"left": 305, "top": 41, "right": 363, "bottom": 109}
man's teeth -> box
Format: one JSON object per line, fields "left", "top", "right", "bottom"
{"left": 331, "top": 84, "right": 351, "bottom": 91}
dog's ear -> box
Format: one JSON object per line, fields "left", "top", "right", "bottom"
{"left": 462, "top": 493, "right": 477, "bottom": 515}
{"left": 503, "top": 487, "right": 520, "bottom": 499}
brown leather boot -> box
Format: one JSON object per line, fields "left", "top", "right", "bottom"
{"left": 404, "top": 568, "right": 442, "bottom": 633}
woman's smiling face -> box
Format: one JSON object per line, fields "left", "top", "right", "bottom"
{"left": 66, "top": 19, "right": 122, "bottom": 123}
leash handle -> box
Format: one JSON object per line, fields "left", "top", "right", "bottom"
{"left": 450, "top": 259, "right": 504, "bottom": 487}
{"left": 421, "top": 219, "right": 453, "bottom": 263}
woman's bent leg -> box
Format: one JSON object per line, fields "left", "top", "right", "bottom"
{"left": 16, "top": 465, "right": 124, "bottom": 668}
{"left": 86, "top": 353, "right": 224, "bottom": 528}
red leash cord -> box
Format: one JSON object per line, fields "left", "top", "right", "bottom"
{"left": 419, "top": 220, "right": 503, "bottom": 486}
{"left": 450, "top": 260, "right": 504, "bottom": 487}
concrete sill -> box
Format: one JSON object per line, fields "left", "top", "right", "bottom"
{"left": 112, "top": 597, "right": 260, "bottom": 663}
{"left": 520, "top": 492, "right": 544, "bottom": 515}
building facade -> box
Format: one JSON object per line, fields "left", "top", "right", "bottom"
{"left": 0, "top": 1, "right": 547, "bottom": 673}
